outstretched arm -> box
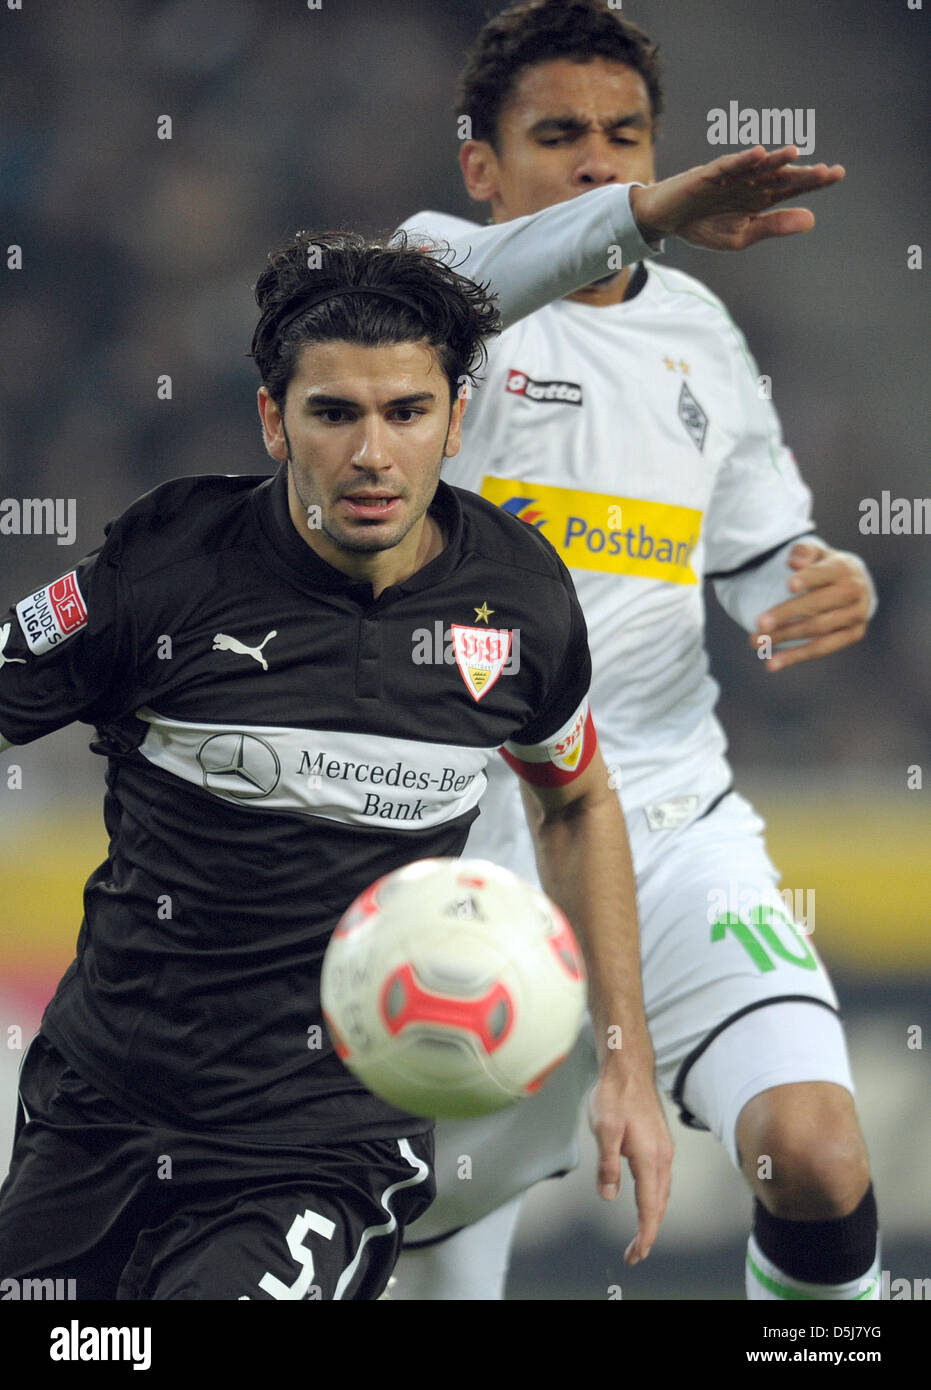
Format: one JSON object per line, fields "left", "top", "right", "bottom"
{"left": 403, "top": 145, "right": 844, "bottom": 329}
{"left": 630, "top": 144, "right": 844, "bottom": 251}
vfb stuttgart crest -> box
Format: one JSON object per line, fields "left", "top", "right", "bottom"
{"left": 451, "top": 624, "right": 513, "bottom": 702}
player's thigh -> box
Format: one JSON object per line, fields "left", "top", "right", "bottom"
{"left": 121, "top": 1134, "right": 434, "bottom": 1301}
{"left": 684, "top": 1002, "right": 856, "bottom": 1171}
{"left": 390, "top": 1192, "right": 525, "bottom": 1300}
{"left": 637, "top": 793, "right": 851, "bottom": 1164}
{"left": 0, "top": 1035, "right": 164, "bottom": 1299}
{"left": 402, "top": 1026, "right": 597, "bottom": 1244}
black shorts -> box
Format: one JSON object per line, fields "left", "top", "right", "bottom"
{"left": 0, "top": 1035, "right": 434, "bottom": 1301}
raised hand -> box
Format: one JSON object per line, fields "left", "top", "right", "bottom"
{"left": 630, "top": 145, "right": 845, "bottom": 251}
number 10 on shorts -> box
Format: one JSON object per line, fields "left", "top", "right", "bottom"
{"left": 710, "top": 903, "right": 817, "bottom": 973}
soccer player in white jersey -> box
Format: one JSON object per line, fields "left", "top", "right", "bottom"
{"left": 389, "top": 0, "right": 879, "bottom": 1302}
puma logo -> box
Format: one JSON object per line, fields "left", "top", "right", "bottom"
{"left": 0, "top": 622, "right": 26, "bottom": 670}
{"left": 212, "top": 630, "right": 277, "bottom": 672}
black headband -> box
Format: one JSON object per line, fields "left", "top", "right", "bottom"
{"left": 273, "top": 286, "right": 426, "bottom": 340}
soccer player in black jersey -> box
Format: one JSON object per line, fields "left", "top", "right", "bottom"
{"left": 0, "top": 230, "right": 672, "bottom": 1299}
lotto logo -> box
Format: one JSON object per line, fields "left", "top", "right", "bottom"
{"left": 506, "top": 369, "right": 583, "bottom": 406}
{"left": 15, "top": 570, "right": 88, "bottom": 655}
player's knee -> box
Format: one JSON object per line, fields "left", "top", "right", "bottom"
{"left": 737, "top": 1082, "right": 871, "bottom": 1218}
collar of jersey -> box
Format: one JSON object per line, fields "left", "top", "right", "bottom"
{"left": 555, "top": 258, "right": 649, "bottom": 312}
{"left": 251, "top": 463, "right": 464, "bottom": 601}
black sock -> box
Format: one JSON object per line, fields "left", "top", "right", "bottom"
{"left": 753, "top": 1183, "right": 878, "bottom": 1284}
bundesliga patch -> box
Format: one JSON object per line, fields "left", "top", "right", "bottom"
{"left": 450, "top": 624, "right": 513, "bottom": 702}
{"left": 506, "top": 369, "right": 583, "bottom": 407}
{"left": 15, "top": 570, "right": 88, "bottom": 655}
{"left": 678, "top": 381, "right": 708, "bottom": 452}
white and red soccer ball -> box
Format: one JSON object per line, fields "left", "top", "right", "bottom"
{"left": 321, "top": 858, "right": 587, "bottom": 1118}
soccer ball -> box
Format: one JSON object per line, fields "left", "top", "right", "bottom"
{"left": 321, "top": 858, "right": 587, "bottom": 1119}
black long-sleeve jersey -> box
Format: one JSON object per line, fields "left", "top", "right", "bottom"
{"left": 0, "top": 466, "right": 596, "bottom": 1142}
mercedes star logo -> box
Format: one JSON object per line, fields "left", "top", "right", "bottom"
{"left": 197, "top": 732, "right": 281, "bottom": 801}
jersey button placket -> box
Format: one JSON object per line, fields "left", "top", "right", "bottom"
{"left": 355, "top": 615, "right": 382, "bottom": 699}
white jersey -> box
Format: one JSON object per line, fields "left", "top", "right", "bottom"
{"left": 400, "top": 205, "right": 819, "bottom": 855}
{"left": 388, "top": 198, "right": 864, "bottom": 1266}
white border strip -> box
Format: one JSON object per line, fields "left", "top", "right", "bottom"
{"left": 333, "top": 1138, "right": 431, "bottom": 1301}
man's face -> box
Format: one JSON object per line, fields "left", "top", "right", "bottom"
{"left": 464, "top": 58, "right": 656, "bottom": 222}
{"left": 258, "top": 339, "right": 463, "bottom": 562}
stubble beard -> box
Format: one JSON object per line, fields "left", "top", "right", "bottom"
{"left": 286, "top": 434, "right": 444, "bottom": 557}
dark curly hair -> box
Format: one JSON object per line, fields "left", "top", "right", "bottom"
{"left": 249, "top": 230, "right": 501, "bottom": 407}
{"left": 457, "top": 0, "right": 663, "bottom": 148}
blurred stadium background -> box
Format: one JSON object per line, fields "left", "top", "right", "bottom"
{"left": 1, "top": 0, "right": 928, "bottom": 1299}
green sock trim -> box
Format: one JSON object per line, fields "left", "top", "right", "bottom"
{"left": 747, "top": 1250, "right": 814, "bottom": 1300}
{"left": 747, "top": 1251, "right": 879, "bottom": 1301}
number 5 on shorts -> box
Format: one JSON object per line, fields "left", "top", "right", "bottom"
{"left": 259, "top": 1209, "right": 336, "bottom": 1300}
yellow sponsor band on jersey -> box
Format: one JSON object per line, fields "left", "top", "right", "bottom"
{"left": 481, "top": 477, "right": 703, "bottom": 584}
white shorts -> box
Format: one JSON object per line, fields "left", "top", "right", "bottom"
{"left": 403, "top": 785, "right": 855, "bottom": 1244}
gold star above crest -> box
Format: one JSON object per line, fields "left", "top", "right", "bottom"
{"left": 679, "top": 360, "right": 690, "bottom": 374}
{"left": 663, "top": 356, "right": 677, "bottom": 371}
{"left": 473, "top": 601, "right": 494, "bottom": 624}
